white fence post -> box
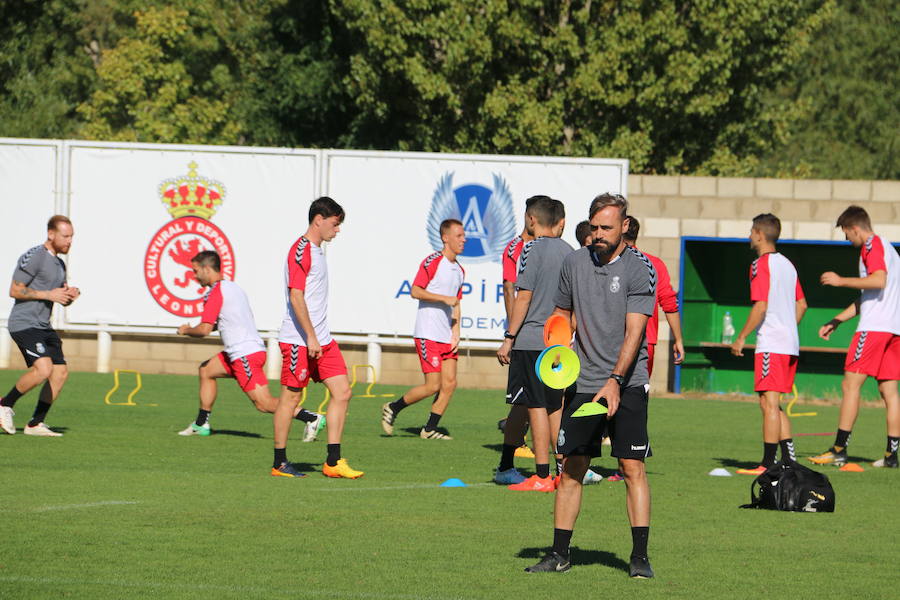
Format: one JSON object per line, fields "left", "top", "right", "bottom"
{"left": 366, "top": 333, "right": 381, "bottom": 383}
{"left": 96, "top": 327, "right": 111, "bottom": 373}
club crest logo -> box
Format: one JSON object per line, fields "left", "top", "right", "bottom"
{"left": 610, "top": 275, "right": 621, "bottom": 293}
{"left": 144, "top": 162, "right": 236, "bottom": 317}
{"left": 426, "top": 172, "right": 516, "bottom": 264}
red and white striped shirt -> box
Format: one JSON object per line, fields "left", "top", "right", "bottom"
{"left": 857, "top": 234, "right": 900, "bottom": 335}
{"left": 279, "top": 235, "right": 333, "bottom": 346}
{"left": 412, "top": 252, "right": 464, "bottom": 343}
{"left": 641, "top": 250, "right": 678, "bottom": 346}
{"left": 502, "top": 236, "right": 523, "bottom": 283}
{"left": 750, "top": 252, "right": 804, "bottom": 356}
{"left": 201, "top": 280, "right": 265, "bottom": 362}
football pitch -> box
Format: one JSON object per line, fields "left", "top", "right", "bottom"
{"left": 1, "top": 371, "right": 897, "bottom": 600}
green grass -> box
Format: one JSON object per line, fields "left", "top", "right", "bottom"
{"left": 1, "top": 371, "right": 898, "bottom": 599}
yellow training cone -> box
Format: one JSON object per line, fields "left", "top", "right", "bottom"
{"left": 535, "top": 345, "right": 580, "bottom": 390}
{"left": 571, "top": 402, "right": 608, "bottom": 417}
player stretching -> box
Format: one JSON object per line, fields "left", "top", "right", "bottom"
{"left": 381, "top": 219, "right": 465, "bottom": 440}
{"left": 496, "top": 197, "right": 570, "bottom": 489}
{"left": 730, "top": 214, "right": 806, "bottom": 474}
{"left": 273, "top": 197, "right": 362, "bottom": 478}
{"left": 1, "top": 216, "right": 80, "bottom": 436}
{"left": 525, "top": 193, "right": 657, "bottom": 578}
{"left": 175, "top": 251, "right": 323, "bottom": 445}
{"left": 811, "top": 206, "right": 900, "bottom": 469}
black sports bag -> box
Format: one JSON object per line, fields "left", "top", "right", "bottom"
{"left": 740, "top": 462, "right": 835, "bottom": 512}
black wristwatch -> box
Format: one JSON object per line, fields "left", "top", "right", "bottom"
{"left": 503, "top": 330, "right": 516, "bottom": 340}
{"left": 609, "top": 373, "right": 625, "bottom": 386}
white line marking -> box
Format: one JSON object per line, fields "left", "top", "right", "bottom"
{"left": 316, "top": 482, "right": 495, "bottom": 492}
{"left": 0, "top": 576, "right": 474, "bottom": 600}
{"left": 32, "top": 500, "right": 140, "bottom": 512}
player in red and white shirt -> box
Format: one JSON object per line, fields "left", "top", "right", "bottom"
{"left": 176, "top": 251, "right": 321, "bottom": 438}
{"left": 498, "top": 199, "right": 541, "bottom": 460}
{"left": 731, "top": 214, "right": 807, "bottom": 474}
{"left": 623, "top": 218, "right": 685, "bottom": 378}
{"left": 273, "top": 197, "right": 363, "bottom": 479}
{"left": 502, "top": 234, "right": 526, "bottom": 316}
{"left": 381, "top": 219, "right": 465, "bottom": 440}
{"left": 812, "top": 206, "right": 900, "bottom": 468}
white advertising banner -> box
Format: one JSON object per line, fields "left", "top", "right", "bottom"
{"left": 63, "top": 143, "right": 319, "bottom": 331}
{"left": 0, "top": 140, "right": 61, "bottom": 322}
{"left": 324, "top": 150, "right": 627, "bottom": 341}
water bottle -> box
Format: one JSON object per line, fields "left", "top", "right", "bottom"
{"left": 721, "top": 311, "right": 735, "bottom": 344}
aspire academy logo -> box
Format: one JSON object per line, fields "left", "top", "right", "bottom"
{"left": 144, "top": 161, "right": 236, "bottom": 317}
{"left": 426, "top": 172, "right": 516, "bottom": 264}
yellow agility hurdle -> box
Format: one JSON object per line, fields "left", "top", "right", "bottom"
{"left": 104, "top": 369, "right": 151, "bottom": 406}
{"left": 350, "top": 364, "right": 394, "bottom": 399}
{"left": 296, "top": 363, "right": 392, "bottom": 414}
{"left": 785, "top": 384, "right": 817, "bottom": 417}
{"left": 297, "top": 386, "right": 331, "bottom": 412}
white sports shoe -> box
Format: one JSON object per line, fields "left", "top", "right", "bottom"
{"left": 23, "top": 422, "right": 62, "bottom": 437}
{"left": 582, "top": 468, "right": 604, "bottom": 485}
{"left": 420, "top": 428, "right": 452, "bottom": 440}
{"left": 178, "top": 422, "right": 211, "bottom": 436}
{"left": 0, "top": 405, "right": 15, "bottom": 435}
{"left": 302, "top": 413, "right": 325, "bottom": 442}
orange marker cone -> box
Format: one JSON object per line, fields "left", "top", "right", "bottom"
{"left": 839, "top": 462, "right": 864, "bottom": 472}
{"left": 543, "top": 315, "right": 572, "bottom": 347}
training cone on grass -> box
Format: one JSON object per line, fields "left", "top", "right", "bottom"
{"left": 535, "top": 345, "right": 580, "bottom": 390}
{"left": 440, "top": 478, "right": 467, "bottom": 487}
{"left": 708, "top": 468, "right": 732, "bottom": 477}
{"left": 839, "top": 463, "right": 865, "bottom": 472}
{"left": 543, "top": 314, "right": 572, "bottom": 347}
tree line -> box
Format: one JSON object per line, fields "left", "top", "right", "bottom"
{"left": 0, "top": 0, "right": 896, "bottom": 179}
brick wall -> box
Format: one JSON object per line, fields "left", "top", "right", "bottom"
{"left": 3, "top": 175, "right": 898, "bottom": 392}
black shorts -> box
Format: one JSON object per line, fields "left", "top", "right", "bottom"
{"left": 506, "top": 350, "right": 563, "bottom": 411}
{"left": 557, "top": 385, "right": 651, "bottom": 460}
{"left": 10, "top": 328, "right": 66, "bottom": 367}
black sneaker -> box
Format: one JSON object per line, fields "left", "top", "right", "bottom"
{"left": 525, "top": 551, "right": 571, "bottom": 573}
{"left": 629, "top": 555, "right": 654, "bottom": 578}
{"left": 872, "top": 454, "right": 899, "bottom": 468}
{"left": 271, "top": 462, "right": 307, "bottom": 478}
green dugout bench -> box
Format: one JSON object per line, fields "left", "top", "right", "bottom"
{"left": 676, "top": 236, "right": 897, "bottom": 401}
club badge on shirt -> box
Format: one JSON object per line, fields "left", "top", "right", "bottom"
{"left": 610, "top": 276, "right": 621, "bottom": 293}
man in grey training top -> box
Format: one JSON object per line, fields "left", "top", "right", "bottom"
{"left": 525, "top": 193, "right": 657, "bottom": 578}
{"left": 496, "top": 196, "right": 571, "bottom": 491}
{"left": 1, "top": 216, "right": 80, "bottom": 436}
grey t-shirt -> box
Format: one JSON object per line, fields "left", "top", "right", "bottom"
{"left": 8, "top": 245, "right": 66, "bottom": 332}
{"left": 513, "top": 237, "right": 574, "bottom": 351}
{"left": 554, "top": 245, "right": 656, "bottom": 392}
